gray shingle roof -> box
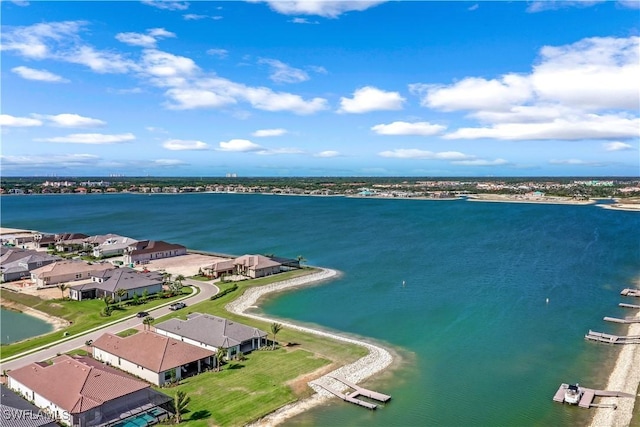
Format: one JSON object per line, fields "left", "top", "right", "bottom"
{"left": 0, "top": 385, "right": 57, "bottom": 427}
{"left": 71, "top": 267, "right": 162, "bottom": 293}
{"left": 155, "top": 313, "right": 267, "bottom": 349}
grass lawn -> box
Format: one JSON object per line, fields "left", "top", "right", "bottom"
{"left": 0, "top": 287, "right": 192, "bottom": 360}
{"left": 158, "top": 348, "right": 330, "bottom": 427}
{"left": 155, "top": 268, "right": 369, "bottom": 426}
{"left": 116, "top": 328, "right": 139, "bottom": 337}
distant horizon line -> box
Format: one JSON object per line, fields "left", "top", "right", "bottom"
{"left": 1, "top": 175, "right": 638, "bottom": 180}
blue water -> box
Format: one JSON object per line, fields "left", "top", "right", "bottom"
{"left": 0, "top": 307, "right": 53, "bottom": 344}
{"left": 2, "top": 193, "right": 638, "bottom": 426}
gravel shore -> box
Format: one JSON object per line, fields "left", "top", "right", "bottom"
{"left": 226, "top": 268, "right": 394, "bottom": 427}
{"left": 588, "top": 309, "right": 640, "bottom": 427}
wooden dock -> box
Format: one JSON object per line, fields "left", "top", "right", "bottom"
{"left": 603, "top": 316, "right": 640, "bottom": 324}
{"left": 553, "top": 383, "right": 635, "bottom": 409}
{"left": 619, "top": 302, "right": 640, "bottom": 309}
{"left": 621, "top": 288, "right": 640, "bottom": 297}
{"left": 315, "top": 383, "right": 378, "bottom": 409}
{"left": 328, "top": 376, "right": 392, "bottom": 402}
{"left": 585, "top": 330, "right": 640, "bottom": 344}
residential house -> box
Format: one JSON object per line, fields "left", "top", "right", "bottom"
{"left": 233, "top": 254, "right": 281, "bottom": 278}
{"left": 155, "top": 313, "right": 267, "bottom": 359}
{"left": 30, "top": 260, "right": 113, "bottom": 287}
{"left": 7, "top": 354, "right": 172, "bottom": 427}
{"left": 68, "top": 267, "right": 163, "bottom": 301}
{"left": 54, "top": 233, "right": 89, "bottom": 253}
{"left": 92, "top": 331, "right": 215, "bottom": 386}
{"left": 123, "top": 240, "right": 187, "bottom": 265}
{"left": 84, "top": 234, "right": 139, "bottom": 258}
{"left": 33, "top": 234, "right": 56, "bottom": 249}
{"left": 0, "top": 248, "right": 61, "bottom": 282}
{"left": 0, "top": 384, "right": 58, "bottom": 427}
{"left": 203, "top": 259, "right": 235, "bottom": 279}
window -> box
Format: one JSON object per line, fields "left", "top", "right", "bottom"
{"left": 75, "top": 273, "right": 82, "bottom": 279}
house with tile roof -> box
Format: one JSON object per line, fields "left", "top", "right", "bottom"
{"left": 7, "top": 355, "right": 172, "bottom": 427}
{"left": 30, "top": 260, "right": 114, "bottom": 287}
{"left": 203, "top": 259, "right": 235, "bottom": 279}
{"left": 233, "top": 254, "right": 282, "bottom": 278}
{"left": 122, "top": 240, "right": 186, "bottom": 265}
{"left": 68, "top": 267, "right": 163, "bottom": 301}
{"left": 155, "top": 313, "right": 268, "bottom": 359}
{"left": 0, "top": 249, "right": 61, "bottom": 282}
{"left": 92, "top": 331, "right": 215, "bottom": 386}
{"left": 84, "top": 234, "right": 139, "bottom": 258}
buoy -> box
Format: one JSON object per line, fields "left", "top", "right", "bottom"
{"left": 546, "top": 298, "right": 550, "bottom": 304}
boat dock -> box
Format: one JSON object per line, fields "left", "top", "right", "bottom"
{"left": 585, "top": 330, "right": 640, "bottom": 344}
{"left": 621, "top": 288, "right": 640, "bottom": 297}
{"left": 314, "top": 376, "right": 391, "bottom": 410}
{"left": 603, "top": 316, "right": 640, "bottom": 324}
{"left": 619, "top": 302, "right": 640, "bottom": 309}
{"left": 553, "top": 383, "right": 635, "bottom": 409}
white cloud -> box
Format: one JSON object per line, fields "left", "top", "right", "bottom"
{"left": 141, "top": 49, "right": 198, "bottom": 78}
{"left": 338, "top": 86, "right": 405, "bottom": 113}
{"left": 66, "top": 45, "right": 137, "bottom": 73}
{"left": 314, "top": 150, "right": 341, "bottom": 158}
{"left": 206, "top": 48, "right": 228, "bottom": 58}
{"left": 603, "top": 141, "right": 634, "bottom": 151}
{"left": 11, "top": 66, "right": 68, "bottom": 83}
{"left": 1, "top": 153, "right": 99, "bottom": 168}
{"left": 290, "top": 17, "right": 319, "bottom": 24}
{"left": 36, "top": 113, "right": 106, "bottom": 128}
{"left": 183, "top": 14, "right": 207, "bottom": 20}
{"left": 468, "top": 4, "right": 479, "bottom": 11}
{"left": 252, "top": 128, "right": 288, "bottom": 137}
{"left": 146, "top": 126, "right": 168, "bottom": 133}
{"left": 164, "top": 88, "right": 236, "bottom": 109}
{"left": 549, "top": 158, "right": 605, "bottom": 166}
{"left": 141, "top": 1, "right": 189, "bottom": 11}
{"left": 414, "top": 36, "right": 640, "bottom": 141}
{"left": 452, "top": 158, "right": 509, "bottom": 166}
{"left": 148, "top": 28, "right": 175, "bottom": 38}
{"left": 35, "top": 133, "right": 135, "bottom": 144}
{"left": 258, "top": 1, "right": 387, "bottom": 18}
{"left": 153, "top": 159, "right": 188, "bottom": 166}
{"left": 0, "top": 21, "right": 86, "bottom": 59}
{"left": 443, "top": 114, "right": 640, "bottom": 140}
{"left": 527, "top": 1, "right": 605, "bottom": 12}
{"left": 257, "top": 147, "right": 304, "bottom": 155}
{"left": 378, "top": 149, "right": 472, "bottom": 160}
{"left": 115, "top": 32, "right": 157, "bottom": 48}
{"left": 0, "top": 114, "right": 43, "bottom": 127}
{"left": 162, "top": 139, "right": 210, "bottom": 150}
{"left": 259, "top": 58, "right": 309, "bottom": 83}
{"left": 371, "top": 121, "right": 446, "bottom": 136}
{"left": 11, "top": 1, "right": 30, "bottom": 6}
{"left": 218, "top": 139, "right": 263, "bottom": 152}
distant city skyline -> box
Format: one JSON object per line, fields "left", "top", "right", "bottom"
{"left": 1, "top": 1, "right": 639, "bottom": 177}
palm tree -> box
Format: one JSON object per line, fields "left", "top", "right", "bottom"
{"left": 215, "top": 349, "right": 226, "bottom": 372}
{"left": 102, "top": 295, "right": 113, "bottom": 307}
{"left": 115, "top": 288, "right": 127, "bottom": 305}
{"left": 296, "top": 255, "right": 306, "bottom": 266}
{"left": 270, "top": 322, "right": 283, "bottom": 349}
{"left": 56, "top": 283, "right": 67, "bottom": 299}
{"left": 143, "top": 316, "right": 155, "bottom": 331}
{"left": 172, "top": 390, "right": 190, "bottom": 424}
{"left": 162, "top": 271, "right": 172, "bottom": 285}
{"left": 175, "top": 274, "right": 185, "bottom": 286}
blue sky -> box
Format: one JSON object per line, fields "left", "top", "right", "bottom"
{"left": 1, "top": 0, "right": 639, "bottom": 177}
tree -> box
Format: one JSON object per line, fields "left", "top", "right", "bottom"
{"left": 175, "top": 274, "right": 185, "bottom": 286}
{"left": 57, "top": 283, "right": 67, "bottom": 299}
{"left": 132, "top": 293, "right": 140, "bottom": 305}
{"left": 143, "top": 316, "right": 155, "bottom": 331}
{"left": 102, "top": 295, "right": 113, "bottom": 307}
{"left": 296, "top": 255, "right": 307, "bottom": 265}
{"left": 162, "top": 271, "right": 172, "bottom": 285}
{"left": 115, "top": 288, "right": 127, "bottom": 304}
{"left": 270, "top": 322, "right": 283, "bottom": 349}
{"left": 215, "top": 349, "right": 226, "bottom": 372}
{"left": 172, "top": 390, "right": 190, "bottom": 424}
{"left": 142, "top": 288, "right": 149, "bottom": 302}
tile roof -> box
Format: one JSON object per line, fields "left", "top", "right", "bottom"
{"left": 31, "top": 260, "right": 114, "bottom": 277}
{"left": 7, "top": 355, "right": 149, "bottom": 415}
{"left": 155, "top": 313, "right": 267, "bottom": 349}
{"left": 92, "top": 331, "right": 215, "bottom": 373}
{"left": 234, "top": 254, "right": 281, "bottom": 270}
{"left": 127, "top": 240, "right": 186, "bottom": 255}
{"left": 71, "top": 267, "right": 162, "bottom": 292}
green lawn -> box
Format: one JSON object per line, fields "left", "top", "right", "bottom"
{"left": 159, "top": 348, "right": 330, "bottom": 427}
{"left": 116, "top": 328, "right": 139, "bottom": 337}
{"left": 0, "top": 287, "right": 192, "bottom": 360}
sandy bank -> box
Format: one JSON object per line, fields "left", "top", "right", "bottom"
{"left": 597, "top": 203, "right": 640, "bottom": 212}
{"left": 226, "top": 268, "right": 394, "bottom": 427}
{"left": 0, "top": 298, "right": 70, "bottom": 337}
{"left": 468, "top": 194, "right": 594, "bottom": 205}
{"left": 588, "top": 306, "right": 640, "bottom": 427}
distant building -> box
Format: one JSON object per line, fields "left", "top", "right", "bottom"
{"left": 0, "top": 248, "right": 61, "bottom": 282}
{"left": 123, "top": 240, "right": 187, "bottom": 265}
{"left": 30, "top": 260, "right": 113, "bottom": 287}
{"left": 68, "top": 267, "right": 163, "bottom": 301}
{"left": 233, "top": 254, "right": 281, "bottom": 278}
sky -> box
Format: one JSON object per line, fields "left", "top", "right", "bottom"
{"left": 1, "top": 0, "right": 639, "bottom": 177}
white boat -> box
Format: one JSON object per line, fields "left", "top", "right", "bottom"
{"left": 564, "top": 383, "right": 583, "bottom": 405}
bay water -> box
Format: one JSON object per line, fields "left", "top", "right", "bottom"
{"left": 0, "top": 307, "right": 53, "bottom": 345}
{"left": 1, "top": 193, "right": 638, "bottom": 426}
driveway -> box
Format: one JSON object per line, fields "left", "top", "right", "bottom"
{"left": 1, "top": 278, "right": 218, "bottom": 371}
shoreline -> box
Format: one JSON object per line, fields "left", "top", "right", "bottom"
{"left": 467, "top": 194, "right": 595, "bottom": 205}
{"left": 588, "top": 307, "right": 640, "bottom": 427}
{"left": 225, "top": 268, "right": 395, "bottom": 427}
{"left": 0, "top": 298, "right": 70, "bottom": 342}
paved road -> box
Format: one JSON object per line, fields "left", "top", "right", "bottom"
{"left": 1, "top": 278, "right": 218, "bottom": 371}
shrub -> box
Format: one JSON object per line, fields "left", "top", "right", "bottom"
{"left": 210, "top": 284, "right": 238, "bottom": 300}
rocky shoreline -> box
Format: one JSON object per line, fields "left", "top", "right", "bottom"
{"left": 226, "top": 268, "right": 394, "bottom": 427}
